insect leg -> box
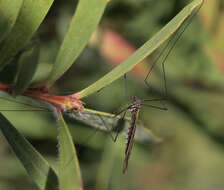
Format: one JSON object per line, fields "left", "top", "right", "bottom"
{"left": 141, "top": 103, "right": 168, "bottom": 111}
{"left": 97, "top": 109, "right": 127, "bottom": 142}
{"left": 112, "top": 109, "right": 128, "bottom": 142}
{"left": 142, "top": 98, "right": 168, "bottom": 110}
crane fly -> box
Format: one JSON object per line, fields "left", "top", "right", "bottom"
{"left": 115, "top": 96, "right": 167, "bottom": 173}
{"left": 112, "top": 1, "right": 204, "bottom": 174}
{"left": 0, "top": 0, "right": 204, "bottom": 174}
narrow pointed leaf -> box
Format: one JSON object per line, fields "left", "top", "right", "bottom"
{"left": 0, "top": 0, "right": 23, "bottom": 43}
{"left": 0, "top": 113, "right": 58, "bottom": 190}
{"left": 46, "top": 0, "right": 107, "bottom": 86}
{"left": 76, "top": 0, "right": 204, "bottom": 99}
{"left": 58, "top": 111, "right": 83, "bottom": 190}
{"left": 44, "top": 168, "right": 59, "bottom": 190}
{"left": 14, "top": 46, "right": 40, "bottom": 96}
{"left": 0, "top": 0, "right": 54, "bottom": 69}
{"left": 95, "top": 140, "right": 122, "bottom": 190}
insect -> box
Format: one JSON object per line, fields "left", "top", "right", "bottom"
{"left": 113, "top": 95, "right": 166, "bottom": 173}
{"left": 0, "top": 0, "right": 204, "bottom": 175}
{"left": 110, "top": 0, "right": 205, "bottom": 173}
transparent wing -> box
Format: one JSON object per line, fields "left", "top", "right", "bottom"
{"left": 66, "top": 108, "right": 161, "bottom": 144}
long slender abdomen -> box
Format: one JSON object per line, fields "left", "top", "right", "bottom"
{"left": 123, "top": 109, "right": 139, "bottom": 173}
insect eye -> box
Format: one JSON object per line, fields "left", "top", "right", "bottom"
{"left": 131, "top": 96, "right": 137, "bottom": 101}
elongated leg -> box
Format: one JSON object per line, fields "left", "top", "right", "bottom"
{"left": 97, "top": 108, "right": 128, "bottom": 142}
{"left": 143, "top": 44, "right": 169, "bottom": 111}
{"left": 142, "top": 98, "right": 168, "bottom": 110}
{"left": 97, "top": 114, "right": 118, "bottom": 142}
{"left": 142, "top": 98, "right": 167, "bottom": 102}
{"left": 112, "top": 109, "right": 128, "bottom": 142}
{"left": 124, "top": 74, "right": 129, "bottom": 104}
{"left": 144, "top": 2, "right": 202, "bottom": 101}
{"left": 144, "top": 38, "right": 171, "bottom": 93}
{"left": 141, "top": 103, "right": 168, "bottom": 111}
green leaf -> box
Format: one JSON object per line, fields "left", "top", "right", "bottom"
{"left": 95, "top": 140, "right": 123, "bottom": 190}
{"left": 57, "top": 111, "right": 83, "bottom": 190}
{"left": 14, "top": 46, "right": 40, "bottom": 96}
{"left": 0, "top": 113, "right": 58, "bottom": 190}
{"left": 76, "top": 0, "right": 204, "bottom": 99}
{"left": 0, "top": 0, "right": 54, "bottom": 69}
{"left": 0, "top": 0, "right": 23, "bottom": 43}
{"left": 44, "top": 168, "right": 59, "bottom": 190}
{"left": 46, "top": 0, "right": 107, "bottom": 87}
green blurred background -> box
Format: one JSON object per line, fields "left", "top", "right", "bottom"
{"left": 1, "top": 0, "right": 224, "bottom": 189}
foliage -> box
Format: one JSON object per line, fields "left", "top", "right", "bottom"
{"left": 1, "top": 0, "right": 224, "bottom": 190}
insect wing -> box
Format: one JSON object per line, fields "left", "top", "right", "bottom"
{"left": 67, "top": 108, "right": 161, "bottom": 144}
